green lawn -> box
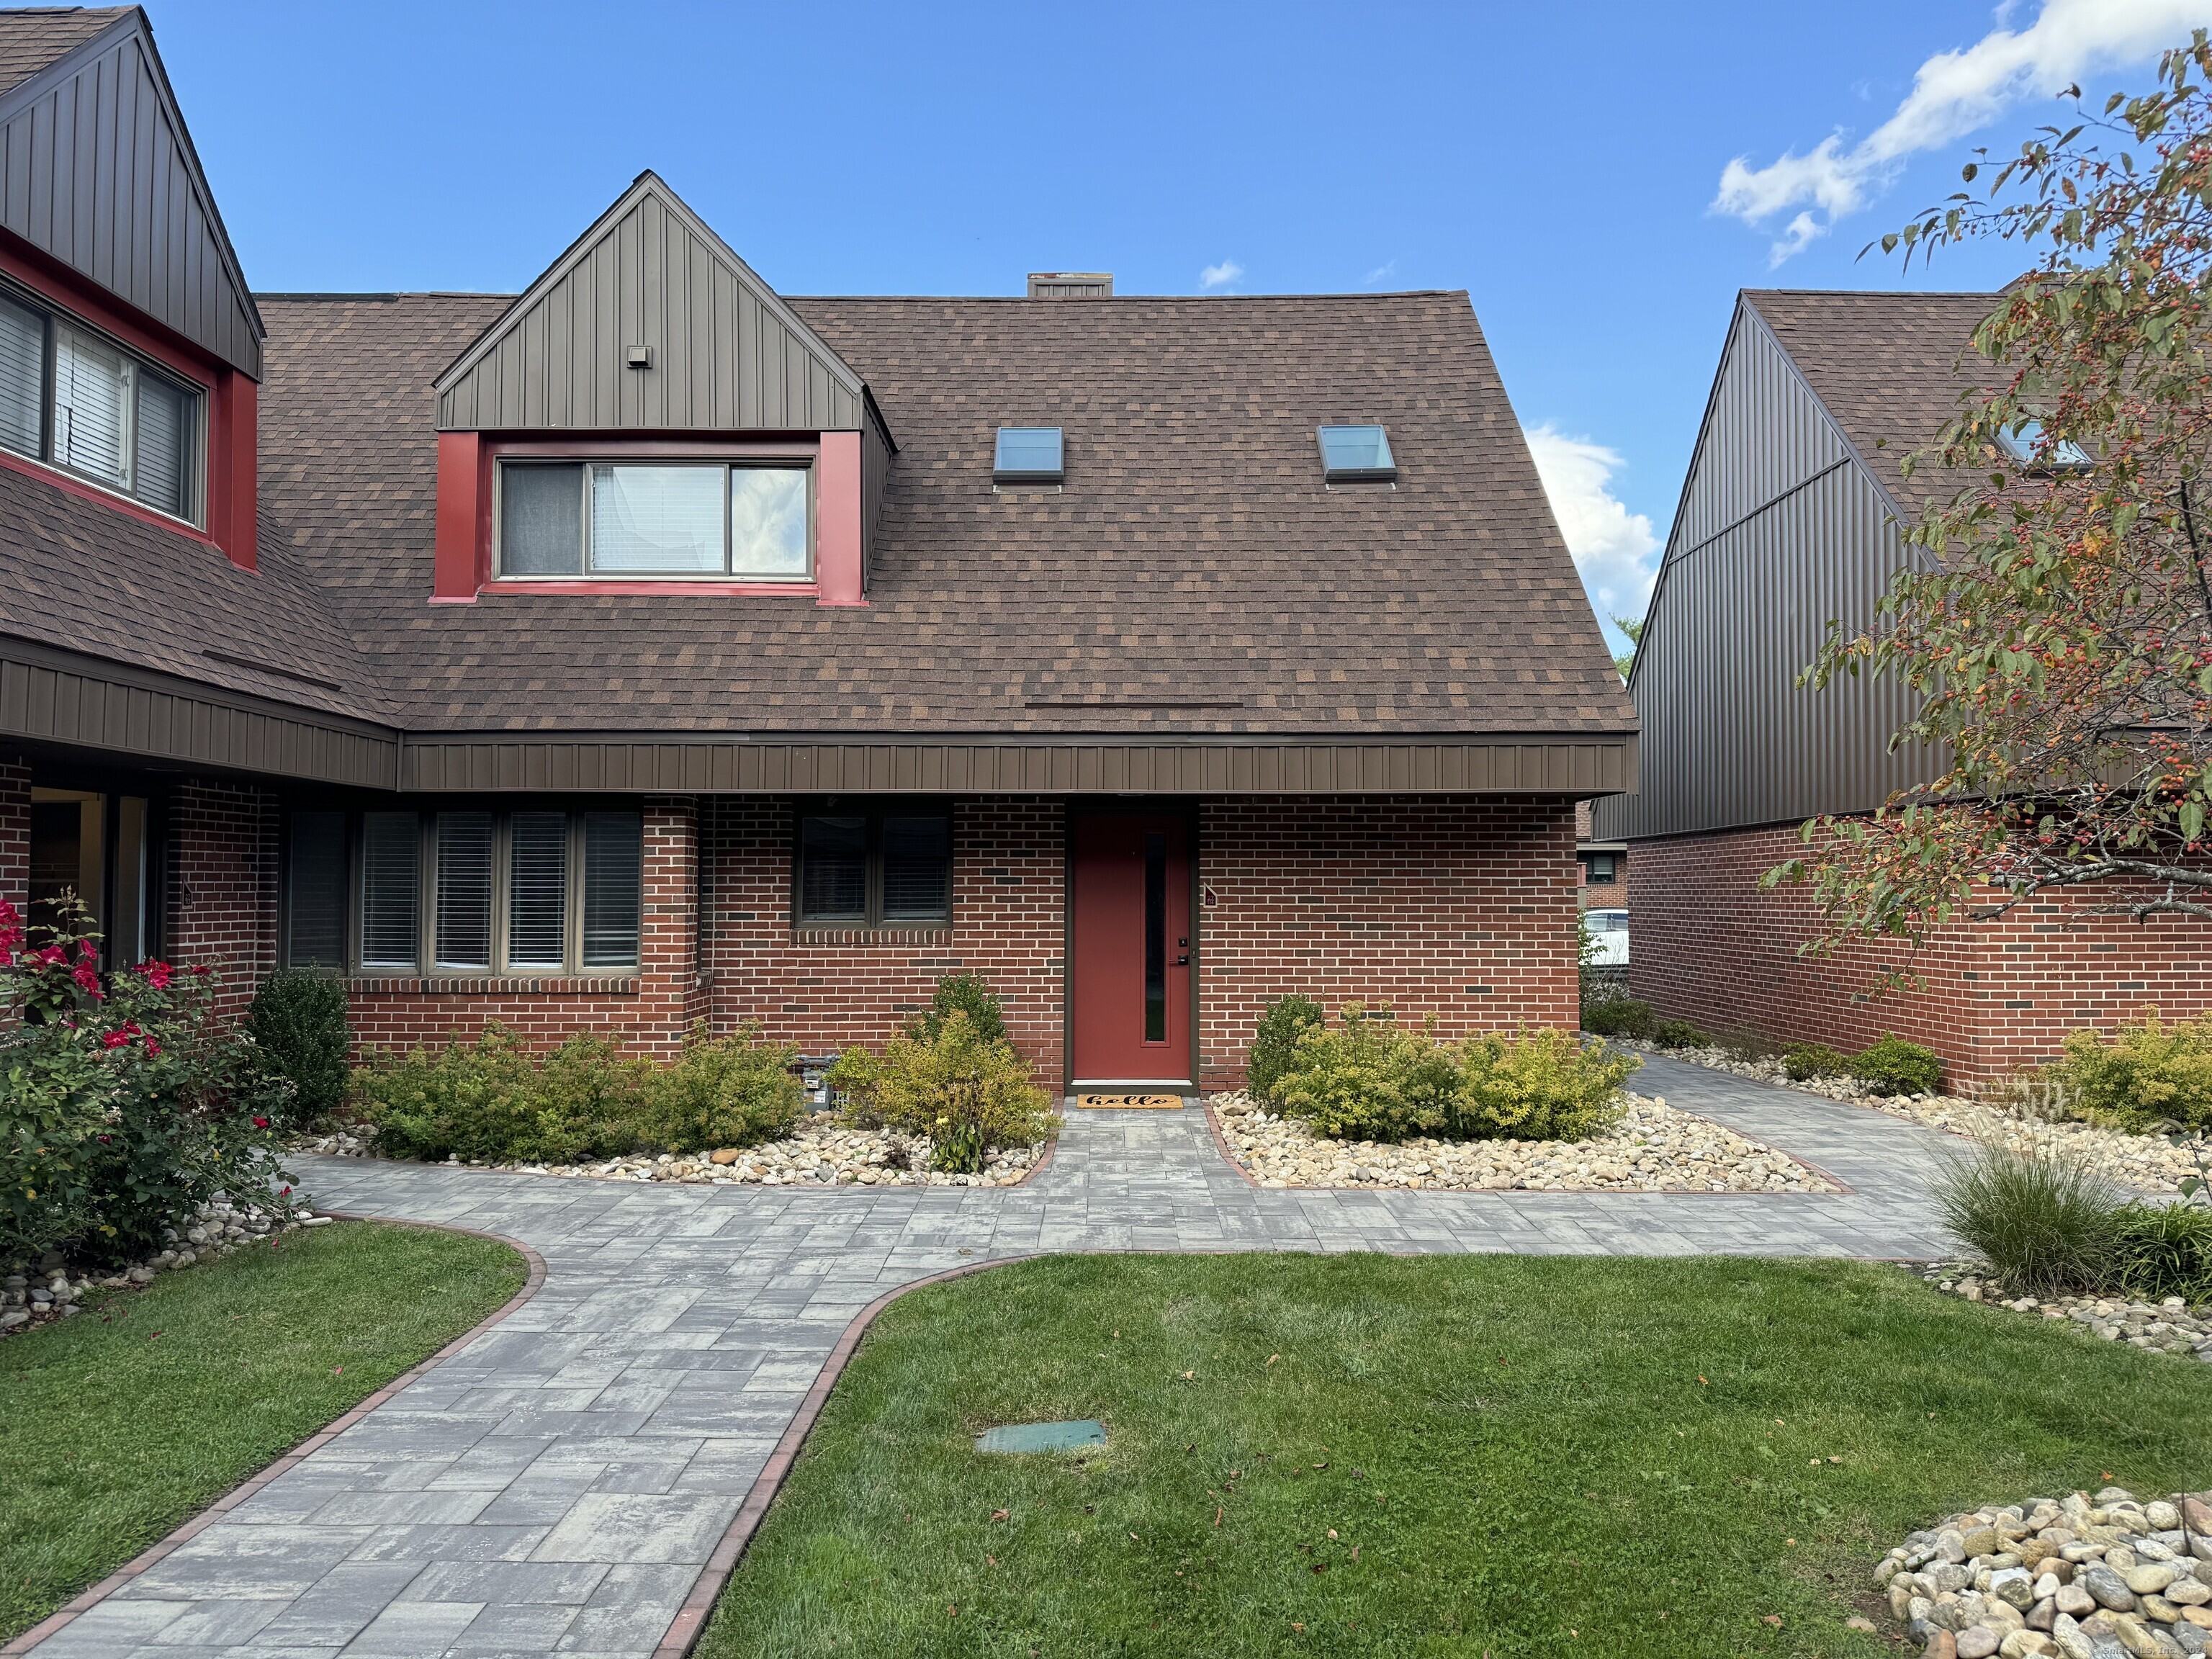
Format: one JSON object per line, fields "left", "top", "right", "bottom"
{"left": 0, "top": 1220, "right": 526, "bottom": 1642}
{"left": 701, "top": 1254, "right": 2212, "bottom": 1658}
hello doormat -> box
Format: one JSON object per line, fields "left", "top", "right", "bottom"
{"left": 1074, "top": 1093, "right": 1186, "bottom": 1110}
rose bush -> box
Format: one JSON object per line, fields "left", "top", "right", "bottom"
{"left": 0, "top": 897, "right": 294, "bottom": 1269}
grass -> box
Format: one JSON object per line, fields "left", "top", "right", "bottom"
{"left": 701, "top": 1253, "right": 2212, "bottom": 1658}
{"left": 0, "top": 1220, "right": 526, "bottom": 1642}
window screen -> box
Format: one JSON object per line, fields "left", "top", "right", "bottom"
{"left": 590, "top": 464, "right": 724, "bottom": 571}
{"left": 286, "top": 811, "right": 348, "bottom": 968}
{"left": 506, "top": 811, "right": 569, "bottom": 968}
{"left": 799, "top": 816, "right": 868, "bottom": 923}
{"left": 500, "top": 464, "right": 584, "bottom": 575}
{"left": 55, "top": 326, "right": 130, "bottom": 487}
{"left": 581, "top": 812, "right": 642, "bottom": 967}
{"left": 134, "top": 372, "right": 192, "bottom": 520}
{"left": 359, "top": 811, "right": 420, "bottom": 971}
{"left": 0, "top": 292, "right": 42, "bottom": 459}
{"left": 881, "top": 815, "right": 951, "bottom": 922}
{"left": 434, "top": 811, "right": 495, "bottom": 969}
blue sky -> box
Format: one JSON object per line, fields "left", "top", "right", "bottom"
{"left": 153, "top": 0, "right": 2206, "bottom": 652}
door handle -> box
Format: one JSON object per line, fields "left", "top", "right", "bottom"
{"left": 1175, "top": 954, "right": 1190, "bottom": 966}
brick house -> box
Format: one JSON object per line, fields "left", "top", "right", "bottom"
{"left": 1596, "top": 289, "right": 2210, "bottom": 1085}
{"left": 1, "top": 8, "right": 1635, "bottom": 1093}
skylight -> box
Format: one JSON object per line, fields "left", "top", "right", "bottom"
{"left": 1318, "top": 424, "right": 1396, "bottom": 483}
{"left": 1995, "top": 420, "right": 2091, "bottom": 472}
{"left": 994, "top": 426, "right": 1064, "bottom": 485}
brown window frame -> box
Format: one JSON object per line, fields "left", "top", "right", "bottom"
{"left": 792, "top": 801, "right": 953, "bottom": 932}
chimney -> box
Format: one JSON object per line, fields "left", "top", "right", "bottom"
{"left": 1027, "top": 271, "right": 1113, "bottom": 300}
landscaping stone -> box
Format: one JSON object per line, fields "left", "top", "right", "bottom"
{"left": 296, "top": 1118, "right": 1046, "bottom": 1188}
{"left": 1210, "top": 1090, "right": 1839, "bottom": 1192}
{"left": 0, "top": 1197, "right": 310, "bottom": 1341}
{"left": 1615, "top": 1040, "right": 2206, "bottom": 1194}
{"left": 1881, "top": 1493, "right": 2212, "bottom": 1656}
{"left": 1906, "top": 1262, "right": 2212, "bottom": 1364}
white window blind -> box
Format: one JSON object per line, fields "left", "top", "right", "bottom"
{"left": 0, "top": 293, "right": 42, "bottom": 459}
{"left": 589, "top": 465, "right": 723, "bottom": 571}
{"left": 506, "top": 811, "right": 568, "bottom": 968}
{"left": 55, "top": 325, "right": 131, "bottom": 488}
{"left": 359, "top": 812, "right": 420, "bottom": 971}
{"left": 434, "top": 812, "right": 495, "bottom": 969}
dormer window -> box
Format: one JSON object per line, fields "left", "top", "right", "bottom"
{"left": 994, "top": 426, "right": 1064, "bottom": 485}
{"left": 497, "top": 460, "right": 811, "bottom": 579}
{"left": 1318, "top": 424, "right": 1396, "bottom": 484}
{"left": 0, "top": 285, "right": 203, "bottom": 523}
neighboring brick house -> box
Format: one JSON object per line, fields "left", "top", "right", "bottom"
{"left": 1574, "top": 801, "right": 1626, "bottom": 911}
{"left": 1, "top": 8, "right": 1635, "bottom": 1094}
{"left": 1596, "top": 289, "right": 2210, "bottom": 1085}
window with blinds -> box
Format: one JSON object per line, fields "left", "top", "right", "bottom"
{"left": 796, "top": 806, "right": 952, "bottom": 928}
{"left": 0, "top": 284, "right": 202, "bottom": 521}
{"left": 287, "top": 806, "right": 642, "bottom": 975}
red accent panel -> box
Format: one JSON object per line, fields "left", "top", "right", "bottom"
{"left": 814, "top": 430, "right": 865, "bottom": 606}
{"left": 0, "top": 233, "right": 254, "bottom": 567}
{"left": 432, "top": 431, "right": 489, "bottom": 602}
{"left": 1071, "top": 814, "right": 1192, "bottom": 1084}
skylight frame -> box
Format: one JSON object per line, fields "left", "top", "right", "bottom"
{"left": 1995, "top": 420, "right": 2092, "bottom": 473}
{"left": 994, "top": 426, "right": 1065, "bottom": 486}
{"left": 1317, "top": 423, "right": 1397, "bottom": 485}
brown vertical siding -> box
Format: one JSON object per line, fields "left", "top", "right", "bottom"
{"left": 1597, "top": 301, "right": 1934, "bottom": 840}
{"left": 0, "top": 19, "right": 260, "bottom": 375}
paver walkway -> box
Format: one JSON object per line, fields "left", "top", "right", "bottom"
{"left": 24, "top": 1057, "right": 1964, "bottom": 1658}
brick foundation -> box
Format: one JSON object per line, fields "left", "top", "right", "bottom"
{"left": 1627, "top": 822, "right": 2212, "bottom": 1087}
{"left": 1197, "top": 796, "right": 1581, "bottom": 1089}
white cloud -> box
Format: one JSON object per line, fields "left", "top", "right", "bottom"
{"left": 1714, "top": 0, "right": 2208, "bottom": 263}
{"left": 1198, "top": 258, "right": 1243, "bottom": 290}
{"left": 1363, "top": 259, "right": 1398, "bottom": 287}
{"left": 1524, "top": 423, "right": 1660, "bottom": 627}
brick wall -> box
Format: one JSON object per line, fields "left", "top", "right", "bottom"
{"left": 702, "top": 796, "right": 1068, "bottom": 1082}
{"left": 1627, "top": 822, "right": 2212, "bottom": 1086}
{"left": 1197, "top": 796, "right": 1581, "bottom": 1089}
{"left": 0, "top": 755, "right": 25, "bottom": 923}
{"left": 166, "top": 778, "right": 279, "bottom": 1023}
{"left": 346, "top": 797, "right": 700, "bottom": 1060}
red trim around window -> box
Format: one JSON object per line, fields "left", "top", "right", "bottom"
{"left": 431, "top": 432, "right": 865, "bottom": 606}
{"left": 0, "top": 233, "right": 256, "bottom": 570}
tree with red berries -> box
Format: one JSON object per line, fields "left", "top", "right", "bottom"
{"left": 1772, "top": 34, "right": 2212, "bottom": 969}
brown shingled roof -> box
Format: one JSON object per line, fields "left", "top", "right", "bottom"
{"left": 0, "top": 6, "right": 126, "bottom": 96}
{"left": 1743, "top": 289, "right": 2002, "bottom": 521}
{"left": 253, "top": 289, "right": 1635, "bottom": 741}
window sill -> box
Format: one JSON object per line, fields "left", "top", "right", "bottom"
{"left": 479, "top": 579, "right": 819, "bottom": 598}
{"left": 792, "top": 927, "right": 953, "bottom": 946}
{"left": 341, "top": 974, "right": 641, "bottom": 996}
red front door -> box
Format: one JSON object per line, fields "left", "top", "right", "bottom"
{"left": 1070, "top": 814, "right": 1193, "bottom": 1086}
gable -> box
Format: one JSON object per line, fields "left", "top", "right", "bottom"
{"left": 435, "top": 172, "right": 871, "bottom": 434}
{"left": 0, "top": 7, "right": 261, "bottom": 377}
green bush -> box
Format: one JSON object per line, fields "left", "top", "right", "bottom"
{"left": 1717, "top": 1029, "right": 1787, "bottom": 1065}
{"left": 1246, "top": 994, "right": 1325, "bottom": 1105}
{"left": 1782, "top": 1043, "right": 1848, "bottom": 1082}
{"left": 2046, "top": 1010, "right": 2212, "bottom": 1132}
{"left": 647, "top": 1021, "right": 803, "bottom": 1152}
{"left": 245, "top": 969, "right": 352, "bottom": 1125}
{"left": 1581, "top": 999, "right": 1655, "bottom": 1040}
{"left": 2113, "top": 1200, "right": 2212, "bottom": 1302}
{"left": 1451, "top": 1027, "right": 1640, "bottom": 1142}
{"left": 1932, "top": 1137, "right": 2122, "bottom": 1297}
{"left": 904, "top": 974, "right": 1008, "bottom": 1046}
{"left": 1650, "top": 1018, "right": 1707, "bottom": 1051}
{"left": 1851, "top": 1034, "right": 1943, "bottom": 1097}
{"left": 354, "top": 1025, "right": 652, "bottom": 1165}
{"left": 1269, "top": 1007, "right": 1640, "bottom": 1146}
{"left": 829, "top": 1011, "right": 1058, "bottom": 1173}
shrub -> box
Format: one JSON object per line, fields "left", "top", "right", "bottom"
{"left": 0, "top": 897, "right": 292, "bottom": 1268}
{"left": 647, "top": 1021, "right": 803, "bottom": 1153}
{"left": 1717, "top": 1029, "right": 1787, "bottom": 1064}
{"left": 1782, "top": 1043, "right": 1848, "bottom": 1082}
{"left": 354, "top": 1025, "right": 652, "bottom": 1165}
{"left": 904, "top": 974, "right": 1008, "bottom": 1046}
{"left": 245, "top": 969, "right": 351, "bottom": 1126}
{"left": 1450, "top": 1028, "right": 1640, "bottom": 1142}
{"left": 828, "top": 1011, "right": 1058, "bottom": 1173}
{"left": 1272, "top": 1007, "right": 1431, "bottom": 1143}
{"left": 1581, "top": 999, "right": 1655, "bottom": 1040}
{"left": 2113, "top": 1200, "right": 2212, "bottom": 1302}
{"left": 1247, "top": 994, "right": 1325, "bottom": 1105}
{"left": 1932, "top": 1136, "right": 2122, "bottom": 1296}
{"left": 1650, "top": 1018, "right": 1707, "bottom": 1051}
{"left": 1851, "top": 1034, "right": 1943, "bottom": 1097}
{"left": 2046, "top": 1010, "right": 2212, "bottom": 1132}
